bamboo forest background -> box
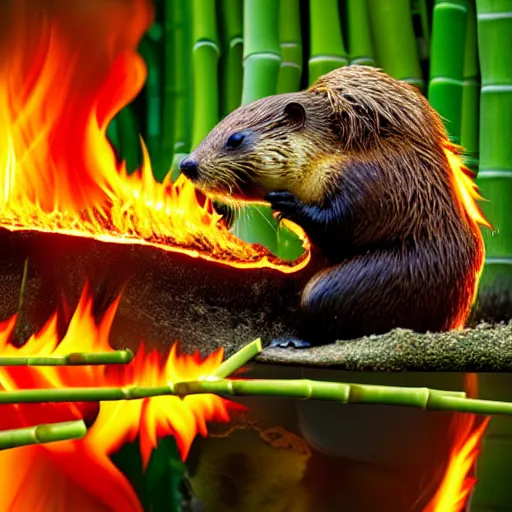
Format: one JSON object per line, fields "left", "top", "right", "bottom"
{"left": 109, "top": 0, "right": 512, "bottom": 306}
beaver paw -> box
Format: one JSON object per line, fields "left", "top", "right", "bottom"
{"left": 270, "top": 337, "right": 312, "bottom": 349}
{"left": 265, "top": 191, "right": 302, "bottom": 223}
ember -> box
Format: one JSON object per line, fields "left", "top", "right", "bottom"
{"left": 0, "top": 0, "right": 309, "bottom": 272}
{"left": 0, "top": 284, "right": 237, "bottom": 511}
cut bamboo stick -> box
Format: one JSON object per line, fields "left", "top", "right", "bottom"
{"left": 211, "top": 338, "right": 262, "bottom": 378}
{"left": 0, "top": 350, "right": 133, "bottom": 367}
{"left": 0, "top": 420, "right": 87, "bottom": 450}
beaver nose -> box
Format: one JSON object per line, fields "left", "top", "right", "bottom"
{"left": 180, "top": 158, "right": 199, "bottom": 180}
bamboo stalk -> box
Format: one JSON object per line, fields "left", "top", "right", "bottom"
{"left": 231, "top": 0, "right": 282, "bottom": 255}
{"left": 277, "top": 0, "right": 303, "bottom": 94}
{"left": 346, "top": 0, "right": 375, "bottom": 66}
{"left": 0, "top": 420, "right": 87, "bottom": 450}
{"left": 191, "top": 0, "right": 221, "bottom": 149}
{"left": 211, "top": 338, "right": 262, "bottom": 378}
{"left": 241, "top": 0, "right": 282, "bottom": 104}
{"left": 139, "top": 35, "right": 163, "bottom": 179}
{"left": 176, "top": 379, "right": 466, "bottom": 403}
{"left": 367, "top": 0, "right": 423, "bottom": 89}
{"left": 0, "top": 350, "right": 133, "bottom": 367}
{"left": 472, "top": 5, "right": 512, "bottom": 506}
{"left": 461, "top": 0, "right": 480, "bottom": 170}
{"left": 428, "top": 0, "right": 469, "bottom": 143}
{"left": 474, "top": 0, "right": 512, "bottom": 309}
{"left": 218, "top": 0, "right": 244, "bottom": 115}
{"left": 308, "top": 0, "right": 348, "bottom": 86}
{"left": 6, "top": 377, "right": 512, "bottom": 417}
{"left": 116, "top": 105, "right": 142, "bottom": 174}
{"left": 161, "top": 0, "right": 193, "bottom": 176}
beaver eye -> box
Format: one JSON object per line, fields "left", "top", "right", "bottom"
{"left": 226, "top": 132, "right": 245, "bottom": 149}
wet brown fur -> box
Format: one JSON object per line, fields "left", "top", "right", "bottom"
{"left": 184, "top": 65, "right": 486, "bottom": 346}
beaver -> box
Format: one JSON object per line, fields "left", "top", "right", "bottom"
{"left": 180, "top": 65, "right": 488, "bottom": 348}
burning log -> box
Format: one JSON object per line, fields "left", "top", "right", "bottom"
{"left": 0, "top": 226, "right": 317, "bottom": 356}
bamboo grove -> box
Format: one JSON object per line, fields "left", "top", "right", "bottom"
{"left": 109, "top": 0, "right": 512, "bottom": 307}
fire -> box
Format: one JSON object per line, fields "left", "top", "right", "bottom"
{"left": 0, "top": 0, "right": 309, "bottom": 273}
{"left": 445, "top": 147, "right": 490, "bottom": 229}
{"left": 423, "top": 413, "right": 489, "bottom": 512}
{"left": 0, "top": 284, "right": 238, "bottom": 511}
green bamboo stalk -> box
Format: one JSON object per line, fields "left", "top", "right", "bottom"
{"left": 161, "top": 0, "right": 193, "bottom": 176}
{"left": 6, "top": 377, "right": 512, "bottom": 417}
{"left": 0, "top": 420, "right": 87, "bottom": 450}
{"left": 308, "top": 0, "right": 348, "bottom": 86}
{"left": 241, "top": 0, "right": 282, "bottom": 104}
{"left": 0, "top": 380, "right": 462, "bottom": 405}
{"left": 139, "top": 36, "right": 163, "bottom": 180}
{"left": 211, "top": 338, "right": 262, "bottom": 378}
{"left": 230, "top": 0, "right": 282, "bottom": 255}
{"left": 471, "top": 1, "right": 512, "bottom": 508}
{"left": 346, "top": 0, "right": 375, "bottom": 66}
{"left": 367, "top": 0, "right": 424, "bottom": 89}
{"left": 428, "top": 0, "right": 469, "bottom": 144}
{"left": 461, "top": 0, "right": 480, "bottom": 170}
{"left": 116, "top": 105, "right": 142, "bottom": 174}
{"left": 0, "top": 350, "right": 133, "bottom": 366}
{"left": 474, "top": 0, "right": 512, "bottom": 312}
{"left": 276, "top": 0, "right": 303, "bottom": 94}
{"left": 191, "top": 0, "right": 220, "bottom": 149}
{"left": 218, "top": 0, "right": 244, "bottom": 116}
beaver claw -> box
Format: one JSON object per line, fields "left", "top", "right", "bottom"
{"left": 265, "top": 191, "right": 302, "bottom": 223}
{"left": 270, "top": 337, "right": 312, "bottom": 349}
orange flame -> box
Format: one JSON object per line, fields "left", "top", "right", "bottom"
{"left": 0, "top": 284, "right": 239, "bottom": 511}
{"left": 423, "top": 414, "right": 489, "bottom": 512}
{"left": 445, "top": 148, "right": 490, "bottom": 230}
{"left": 0, "top": 0, "right": 309, "bottom": 273}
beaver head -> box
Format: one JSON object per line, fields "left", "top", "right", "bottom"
{"left": 180, "top": 65, "right": 449, "bottom": 206}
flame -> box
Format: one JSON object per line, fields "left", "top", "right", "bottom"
{"left": 423, "top": 414, "right": 489, "bottom": 512}
{"left": 0, "top": 284, "right": 239, "bottom": 511}
{"left": 0, "top": 0, "right": 309, "bottom": 273}
{"left": 445, "top": 148, "right": 490, "bottom": 229}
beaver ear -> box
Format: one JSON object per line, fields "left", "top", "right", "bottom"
{"left": 284, "top": 101, "right": 306, "bottom": 127}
